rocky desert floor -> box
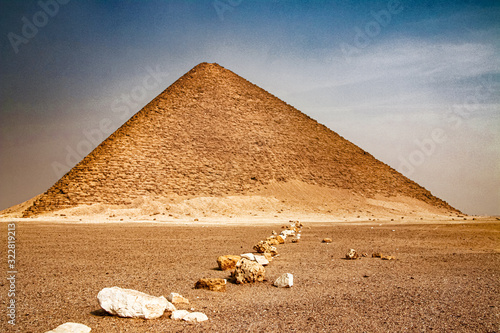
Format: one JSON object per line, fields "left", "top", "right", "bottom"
{"left": 1, "top": 218, "right": 499, "bottom": 332}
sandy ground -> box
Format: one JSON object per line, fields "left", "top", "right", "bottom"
{"left": 1, "top": 218, "right": 499, "bottom": 332}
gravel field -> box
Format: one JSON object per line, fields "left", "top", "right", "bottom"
{"left": 1, "top": 219, "right": 499, "bottom": 332}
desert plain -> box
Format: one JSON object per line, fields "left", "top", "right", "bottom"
{"left": 1, "top": 217, "right": 499, "bottom": 332}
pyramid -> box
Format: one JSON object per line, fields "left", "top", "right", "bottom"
{"left": 19, "top": 62, "right": 458, "bottom": 218}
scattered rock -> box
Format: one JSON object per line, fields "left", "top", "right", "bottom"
{"left": 263, "top": 253, "right": 273, "bottom": 261}
{"left": 345, "top": 249, "right": 360, "bottom": 260}
{"left": 253, "top": 241, "right": 278, "bottom": 256}
{"left": 233, "top": 258, "right": 265, "bottom": 284}
{"left": 194, "top": 278, "right": 227, "bottom": 292}
{"left": 254, "top": 255, "right": 269, "bottom": 266}
{"left": 217, "top": 255, "right": 241, "bottom": 271}
{"left": 167, "top": 292, "right": 189, "bottom": 304}
{"left": 171, "top": 309, "right": 190, "bottom": 320}
{"left": 45, "top": 322, "right": 91, "bottom": 333}
{"left": 97, "top": 287, "right": 173, "bottom": 319}
{"left": 240, "top": 253, "right": 255, "bottom": 261}
{"left": 274, "top": 273, "right": 293, "bottom": 288}
{"left": 266, "top": 238, "right": 280, "bottom": 246}
{"left": 322, "top": 238, "right": 332, "bottom": 243}
{"left": 281, "top": 230, "right": 295, "bottom": 237}
{"left": 183, "top": 312, "right": 208, "bottom": 322}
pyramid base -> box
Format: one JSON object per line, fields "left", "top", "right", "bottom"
{"left": 2, "top": 181, "right": 461, "bottom": 222}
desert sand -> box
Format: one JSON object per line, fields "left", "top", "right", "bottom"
{"left": 1, "top": 217, "right": 498, "bottom": 332}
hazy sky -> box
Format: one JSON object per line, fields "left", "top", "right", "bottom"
{"left": 1, "top": 0, "right": 499, "bottom": 215}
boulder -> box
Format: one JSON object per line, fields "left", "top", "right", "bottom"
{"left": 274, "top": 273, "right": 293, "bottom": 288}
{"left": 253, "top": 241, "right": 278, "bottom": 256}
{"left": 194, "top": 278, "right": 227, "bottom": 292}
{"left": 233, "top": 258, "right": 265, "bottom": 284}
{"left": 183, "top": 312, "right": 208, "bottom": 322}
{"left": 217, "top": 255, "right": 241, "bottom": 271}
{"left": 171, "top": 309, "right": 190, "bottom": 320}
{"left": 345, "top": 249, "right": 360, "bottom": 260}
{"left": 254, "top": 255, "right": 269, "bottom": 266}
{"left": 97, "top": 287, "right": 173, "bottom": 319}
{"left": 167, "top": 292, "right": 189, "bottom": 304}
{"left": 45, "top": 322, "right": 91, "bottom": 333}
{"left": 322, "top": 238, "right": 332, "bottom": 243}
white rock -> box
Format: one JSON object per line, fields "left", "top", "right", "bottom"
{"left": 240, "top": 253, "right": 255, "bottom": 261}
{"left": 254, "top": 255, "right": 269, "bottom": 266}
{"left": 167, "top": 292, "right": 189, "bottom": 304}
{"left": 171, "top": 309, "right": 190, "bottom": 320}
{"left": 274, "top": 273, "right": 293, "bottom": 288}
{"left": 97, "top": 287, "right": 174, "bottom": 319}
{"left": 45, "top": 322, "right": 91, "bottom": 333}
{"left": 183, "top": 312, "right": 208, "bottom": 322}
{"left": 281, "top": 230, "right": 295, "bottom": 237}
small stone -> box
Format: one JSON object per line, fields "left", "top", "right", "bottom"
{"left": 271, "top": 230, "right": 277, "bottom": 235}
{"left": 266, "top": 238, "right": 280, "bottom": 245}
{"left": 240, "top": 253, "right": 255, "bottom": 261}
{"left": 382, "top": 255, "right": 396, "bottom": 260}
{"left": 97, "top": 287, "right": 173, "bottom": 319}
{"left": 171, "top": 309, "right": 190, "bottom": 320}
{"left": 291, "top": 239, "right": 299, "bottom": 243}
{"left": 254, "top": 255, "right": 269, "bottom": 266}
{"left": 263, "top": 253, "right": 273, "bottom": 261}
{"left": 372, "top": 252, "right": 383, "bottom": 258}
{"left": 322, "top": 238, "right": 332, "bottom": 243}
{"left": 345, "top": 249, "right": 360, "bottom": 260}
{"left": 194, "top": 278, "right": 227, "bottom": 292}
{"left": 167, "top": 292, "right": 189, "bottom": 304}
{"left": 361, "top": 253, "right": 368, "bottom": 257}
{"left": 183, "top": 312, "right": 208, "bottom": 322}
{"left": 45, "top": 322, "right": 91, "bottom": 333}
{"left": 253, "top": 241, "right": 278, "bottom": 256}
{"left": 217, "top": 255, "right": 241, "bottom": 271}
{"left": 276, "top": 235, "right": 285, "bottom": 244}
{"left": 274, "top": 273, "right": 293, "bottom": 288}
{"left": 233, "top": 258, "right": 265, "bottom": 284}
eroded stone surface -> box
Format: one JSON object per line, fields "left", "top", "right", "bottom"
{"left": 194, "top": 278, "right": 227, "bottom": 292}
{"left": 217, "top": 255, "right": 241, "bottom": 271}
{"left": 97, "top": 287, "right": 172, "bottom": 319}
{"left": 233, "top": 258, "right": 265, "bottom": 284}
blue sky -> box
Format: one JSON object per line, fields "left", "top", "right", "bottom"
{"left": 1, "top": 0, "right": 499, "bottom": 215}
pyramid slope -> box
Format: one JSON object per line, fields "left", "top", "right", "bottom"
{"left": 21, "top": 63, "right": 458, "bottom": 217}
